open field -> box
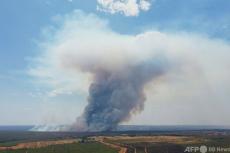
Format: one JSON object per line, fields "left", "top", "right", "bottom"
{"left": 0, "top": 130, "right": 230, "bottom": 153}
{"left": 99, "top": 134, "right": 230, "bottom": 153}
{"left": 100, "top": 135, "right": 205, "bottom": 144}
{"left": 0, "top": 142, "right": 118, "bottom": 153}
{"left": 0, "top": 139, "right": 78, "bottom": 150}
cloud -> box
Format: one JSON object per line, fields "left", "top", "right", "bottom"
{"left": 29, "top": 10, "right": 230, "bottom": 126}
{"left": 97, "top": 0, "right": 152, "bottom": 16}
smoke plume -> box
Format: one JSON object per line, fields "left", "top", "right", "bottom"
{"left": 29, "top": 11, "right": 230, "bottom": 131}
{"left": 69, "top": 57, "right": 169, "bottom": 131}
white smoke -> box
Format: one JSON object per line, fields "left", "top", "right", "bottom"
{"left": 30, "top": 125, "right": 67, "bottom": 132}
{"left": 29, "top": 10, "right": 230, "bottom": 131}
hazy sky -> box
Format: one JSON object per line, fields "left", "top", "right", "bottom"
{"left": 0, "top": 0, "right": 230, "bottom": 126}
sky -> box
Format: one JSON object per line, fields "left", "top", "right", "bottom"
{"left": 0, "top": 0, "right": 230, "bottom": 126}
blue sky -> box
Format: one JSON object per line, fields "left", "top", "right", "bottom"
{"left": 0, "top": 0, "right": 230, "bottom": 126}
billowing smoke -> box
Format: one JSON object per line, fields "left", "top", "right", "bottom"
{"left": 30, "top": 11, "right": 174, "bottom": 132}
{"left": 70, "top": 57, "right": 169, "bottom": 131}
{"left": 29, "top": 11, "right": 230, "bottom": 131}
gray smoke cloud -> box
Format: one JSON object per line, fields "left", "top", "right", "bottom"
{"left": 29, "top": 11, "right": 230, "bottom": 131}
{"left": 70, "top": 57, "right": 169, "bottom": 131}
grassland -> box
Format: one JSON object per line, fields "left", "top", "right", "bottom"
{"left": 0, "top": 142, "right": 118, "bottom": 153}
{"left": 100, "top": 134, "right": 230, "bottom": 153}
{"left": 101, "top": 135, "right": 204, "bottom": 144}
{"left": 0, "top": 130, "right": 230, "bottom": 153}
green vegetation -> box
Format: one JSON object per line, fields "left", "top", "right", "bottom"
{"left": 0, "top": 131, "right": 86, "bottom": 145}
{"left": 0, "top": 141, "right": 19, "bottom": 147}
{"left": 0, "top": 142, "right": 118, "bottom": 153}
{"left": 1, "top": 130, "right": 230, "bottom": 153}
{"left": 105, "top": 135, "right": 230, "bottom": 153}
